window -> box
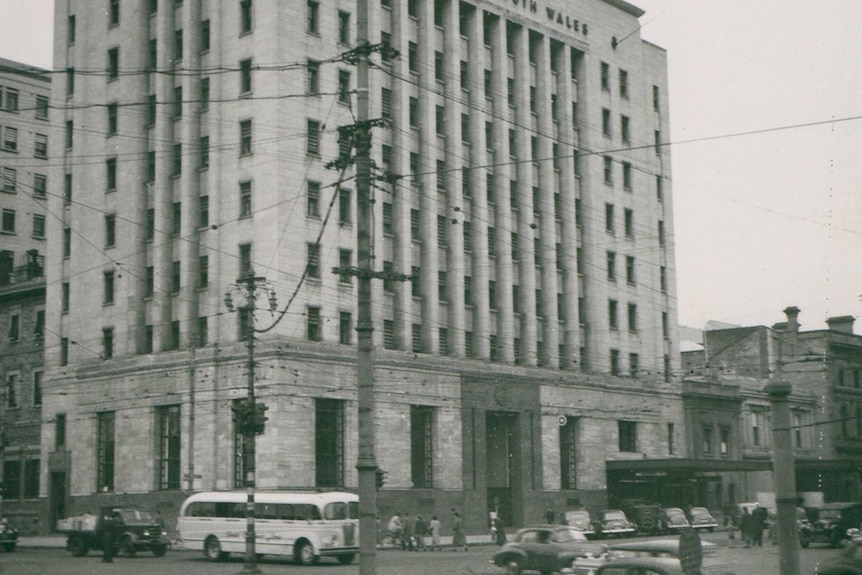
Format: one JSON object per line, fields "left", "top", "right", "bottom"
{"left": 65, "top": 120, "right": 73, "bottom": 148}
{"left": 618, "top": 420, "right": 636, "bottom": 452}
{"left": 0, "top": 168, "right": 15, "bottom": 194}
{"left": 619, "top": 69, "right": 628, "bottom": 98}
{"left": 145, "top": 209, "right": 155, "bottom": 241}
{"left": 240, "top": 58, "right": 253, "bottom": 93}
{"left": 624, "top": 208, "right": 633, "bottom": 238}
{"left": 60, "top": 337, "right": 69, "bottom": 366}
{"left": 199, "top": 135, "right": 209, "bottom": 168}
{"left": 656, "top": 175, "right": 663, "bottom": 201}
{"left": 34, "top": 310, "right": 45, "bottom": 341}
{"left": 339, "top": 312, "right": 352, "bottom": 345}
{"left": 104, "top": 214, "right": 115, "bottom": 247}
{"left": 148, "top": 39, "right": 157, "bottom": 71}
{"left": 307, "top": 60, "right": 320, "bottom": 94}
{"left": 2, "top": 126, "right": 17, "bottom": 152}
{"left": 410, "top": 209, "right": 420, "bottom": 241}
{"left": 307, "top": 119, "right": 321, "bottom": 156}
{"left": 197, "top": 317, "right": 208, "bottom": 347}
{"left": 240, "top": 0, "right": 253, "bottom": 33}
{"left": 463, "top": 221, "right": 472, "bottom": 252}
{"left": 239, "top": 181, "right": 253, "bottom": 219}
{"left": 105, "top": 157, "right": 118, "bottom": 191}
{"left": 606, "top": 251, "right": 616, "bottom": 281}
{"left": 239, "top": 120, "right": 252, "bottom": 155}
{"left": 173, "top": 143, "right": 182, "bottom": 175}
{"left": 600, "top": 61, "right": 609, "bottom": 91}
{"left": 438, "top": 271, "right": 447, "bottom": 302}
{"left": 662, "top": 311, "right": 669, "bottom": 339}
{"left": 751, "top": 411, "right": 762, "bottom": 446}
{"left": 622, "top": 162, "right": 632, "bottom": 190}
{"left": 306, "top": 0, "right": 320, "bottom": 34}
{"left": 654, "top": 130, "right": 661, "bottom": 155}
{"left": 382, "top": 202, "right": 393, "bottom": 235}
{"left": 338, "top": 10, "right": 350, "bottom": 44}
{"left": 32, "top": 214, "right": 46, "bottom": 238}
{"left": 412, "top": 324, "right": 422, "bottom": 353}
{"left": 702, "top": 425, "right": 713, "bottom": 454}
{"left": 560, "top": 417, "right": 577, "bottom": 489}
{"left": 102, "top": 326, "right": 114, "bottom": 359}
{"left": 626, "top": 256, "right": 635, "bottom": 285}
{"left": 437, "top": 215, "right": 447, "bottom": 247}
{"left": 173, "top": 201, "right": 181, "bottom": 235}
{"left": 408, "top": 0, "right": 418, "bottom": 17}
{"left": 627, "top": 303, "right": 638, "bottom": 333}
{"left": 629, "top": 352, "right": 639, "bottom": 379}
{"left": 97, "top": 411, "right": 116, "bottom": 491}
{"left": 108, "top": 47, "right": 119, "bottom": 80}
{"left": 35, "top": 96, "right": 49, "bottom": 120}
{"left": 7, "top": 316, "right": 19, "bottom": 343}
{"left": 239, "top": 243, "right": 253, "bottom": 277}
{"left": 338, "top": 69, "right": 351, "bottom": 104}
{"left": 489, "top": 280, "right": 497, "bottom": 309}
{"left": 608, "top": 299, "right": 618, "bottom": 330}
{"left": 109, "top": 0, "right": 120, "bottom": 25}
{"left": 4, "top": 88, "right": 18, "bottom": 112}
{"left": 174, "top": 28, "right": 184, "bottom": 61}
{"left": 2, "top": 209, "right": 16, "bottom": 233}
{"left": 658, "top": 220, "right": 665, "bottom": 246}
{"left": 306, "top": 306, "right": 321, "bottom": 341}
{"left": 157, "top": 405, "right": 182, "bottom": 489}
{"left": 653, "top": 85, "right": 660, "bottom": 111}
{"left": 171, "top": 261, "right": 181, "bottom": 292}
{"left": 408, "top": 42, "right": 418, "bottom": 73}
{"left": 434, "top": 51, "right": 444, "bottom": 82}
{"left": 199, "top": 195, "right": 209, "bottom": 228}
{"left": 463, "top": 275, "right": 472, "bottom": 306}
{"left": 409, "top": 97, "right": 418, "bottom": 128}
{"left": 200, "top": 77, "right": 210, "bottom": 110}
{"left": 667, "top": 423, "right": 675, "bottom": 455}
{"left": 31, "top": 374, "right": 43, "bottom": 409}
{"left": 315, "top": 399, "right": 344, "bottom": 487}
{"left": 720, "top": 426, "right": 731, "bottom": 455}
{"left": 2, "top": 460, "right": 20, "bottom": 500}
{"left": 62, "top": 282, "right": 70, "bottom": 312}
{"left": 201, "top": 19, "right": 211, "bottom": 51}
{"left": 603, "top": 156, "right": 613, "bottom": 184}
{"left": 339, "top": 188, "right": 351, "bottom": 224}
{"left": 306, "top": 243, "right": 320, "bottom": 278}
{"left": 605, "top": 203, "right": 614, "bottom": 233}
{"left": 307, "top": 181, "right": 320, "bottom": 217}
{"left": 64, "top": 173, "right": 72, "bottom": 204}
{"left": 660, "top": 266, "right": 667, "bottom": 293}
{"left": 602, "top": 108, "right": 611, "bottom": 136}
{"left": 411, "top": 405, "right": 434, "bottom": 488}
{"left": 383, "top": 320, "right": 395, "bottom": 349}
{"left": 198, "top": 255, "right": 208, "bottom": 288}
{"left": 67, "top": 14, "right": 76, "bottom": 44}
{"left": 339, "top": 250, "right": 353, "bottom": 285}
{"left": 621, "top": 115, "right": 630, "bottom": 143}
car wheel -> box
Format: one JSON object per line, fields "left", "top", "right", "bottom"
{"left": 799, "top": 531, "right": 810, "bottom": 549}
{"left": 295, "top": 540, "right": 317, "bottom": 566}
{"left": 69, "top": 534, "right": 88, "bottom": 557}
{"left": 338, "top": 554, "right": 356, "bottom": 565}
{"left": 152, "top": 544, "right": 168, "bottom": 557}
{"left": 121, "top": 536, "right": 136, "bottom": 557}
{"left": 204, "top": 536, "right": 228, "bottom": 561}
{"left": 504, "top": 558, "right": 523, "bottom": 575}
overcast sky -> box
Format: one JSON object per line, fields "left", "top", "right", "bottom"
{"left": 1, "top": 0, "right": 859, "bottom": 333}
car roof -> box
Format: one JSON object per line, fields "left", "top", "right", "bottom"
{"left": 608, "top": 538, "right": 717, "bottom": 555}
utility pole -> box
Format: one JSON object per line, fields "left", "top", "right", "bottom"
{"left": 224, "top": 271, "right": 276, "bottom": 575}
{"left": 767, "top": 378, "right": 801, "bottom": 575}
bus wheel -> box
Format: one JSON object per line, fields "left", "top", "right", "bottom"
{"left": 205, "top": 536, "right": 228, "bottom": 561}
{"left": 295, "top": 541, "right": 317, "bottom": 566}
{"left": 338, "top": 554, "right": 355, "bottom": 565}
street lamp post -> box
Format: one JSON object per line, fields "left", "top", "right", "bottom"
{"left": 224, "top": 270, "right": 276, "bottom": 575}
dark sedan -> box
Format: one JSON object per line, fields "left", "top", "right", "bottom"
{"left": 815, "top": 537, "right": 862, "bottom": 575}
{"left": 491, "top": 524, "right": 606, "bottom": 575}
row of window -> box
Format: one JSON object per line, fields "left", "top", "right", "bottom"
{"left": 0, "top": 209, "right": 45, "bottom": 238}
{"left": 0, "top": 126, "right": 47, "bottom": 158}
{"left": 5, "top": 308, "right": 45, "bottom": 345}
{"left": 1, "top": 458, "right": 39, "bottom": 501}
{"left": 4, "top": 370, "right": 42, "bottom": 410}
{"left": 0, "top": 86, "right": 47, "bottom": 117}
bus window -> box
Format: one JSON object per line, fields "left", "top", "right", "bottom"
{"left": 295, "top": 504, "right": 322, "bottom": 521}
{"left": 259, "top": 504, "right": 278, "bottom": 520}
{"left": 276, "top": 504, "right": 294, "bottom": 520}
{"left": 325, "top": 502, "right": 348, "bottom": 520}
{"left": 349, "top": 501, "right": 359, "bottom": 519}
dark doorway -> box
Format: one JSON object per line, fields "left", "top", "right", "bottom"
{"left": 50, "top": 472, "right": 67, "bottom": 531}
{"left": 486, "top": 412, "right": 520, "bottom": 527}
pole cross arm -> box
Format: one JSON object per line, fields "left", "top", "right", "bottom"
{"left": 339, "top": 43, "right": 401, "bottom": 65}
{"left": 331, "top": 266, "right": 413, "bottom": 282}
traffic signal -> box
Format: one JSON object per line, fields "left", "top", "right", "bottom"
{"left": 231, "top": 400, "right": 269, "bottom": 435}
{"left": 250, "top": 402, "right": 269, "bottom": 435}
{"left": 375, "top": 468, "right": 387, "bottom": 490}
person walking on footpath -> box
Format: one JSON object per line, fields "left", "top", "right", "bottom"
{"left": 429, "top": 515, "right": 442, "bottom": 551}
{"left": 387, "top": 511, "right": 404, "bottom": 548}
{"left": 402, "top": 511, "right": 416, "bottom": 551}
{"left": 101, "top": 509, "right": 120, "bottom": 563}
{"left": 414, "top": 514, "right": 428, "bottom": 550}
{"left": 739, "top": 507, "right": 752, "bottom": 548}
{"left": 452, "top": 510, "right": 467, "bottom": 552}
{"left": 491, "top": 512, "right": 507, "bottom": 546}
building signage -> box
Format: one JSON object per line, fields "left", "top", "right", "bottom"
{"left": 509, "top": 0, "right": 589, "bottom": 36}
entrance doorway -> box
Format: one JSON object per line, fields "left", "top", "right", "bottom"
{"left": 486, "top": 412, "right": 521, "bottom": 527}
{"left": 50, "top": 472, "right": 67, "bottom": 531}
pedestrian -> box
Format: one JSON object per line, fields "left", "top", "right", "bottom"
{"left": 492, "top": 512, "right": 507, "bottom": 546}
{"left": 751, "top": 507, "right": 767, "bottom": 547}
{"left": 452, "top": 511, "right": 467, "bottom": 552}
{"left": 414, "top": 515, "right": 428, "bottom": 550}
{"left": 739, "top": 507, "right": 752, "bottom": 548}
{"left": 101, "top": 509, "right": 120, "bottom": 563}
{"left": 429, "top": 515, "right": 442, "bottom": 551}
{"left": 725, "top": 513, "right": 736, "bottom": 548}
{"left": 402, "top": 511, "right": 416, "bottom": 551}
{"left": 546, "top": 506, "right": 555, "bottom": 524}
{"left": 387, "top": 512, "right": 404, "bottom": 548}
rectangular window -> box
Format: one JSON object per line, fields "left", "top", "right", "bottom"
{"left": 463, "top": 221, "right": 472, "bottom": 252}
{"left": 339, "top": 188, "right": 351, "bottom": 224}
{"left": 602, "top": 108, "right": 611, "bottom": 136}
{"left": 720, "top": 426, "right": 731, "bottom": 455}
{"left": 438, "top": 271, "right": 447, "bottom": 302}
{"left": 382, "top": 202, "right": 393, "bottom": 235}
{"left": 5, "top": 89, "right": 18, "bottom": 112}
{"left": 105, "top": 102, "right": 119, "bottom": 136}
{"left": 560, "top": 417, "right": 577, "bottom": 489}
{"left": 603, "top": 156, "right": 613, "bottom": 184}
{"left": 605, "top": 203, "right": 614, "bottom": 234}
{"left": 108, "top": 47, "right": 119, "bottom": 80}
{"left": 339, "top": 311, "right": 352, "bottom": 344}
{"left": 200, "top": 78, "right": 210, "bottom": 110}
{"left": 435, "top": 51, "right": 444, "bottom": 82}
{"left": 197, "top": 316, "right": 207, "bottom": 347}
{"left": 626, "top": 255, "right": 635, "bottom": 285}
{"left": 0, "top": 167, "right": 16, "bottom": 193}
{"left": 65, "top": 120, "right": 73, "bottom": 148}
{"left": 600, "top": 61, "right": 610, "bottom": 91}
{"left": 410, "top": 209, "right": 420, "bottom": 241}
{"left": 307, "top": 119, "right": 320, "bottom": 156}
{"left": 608, "top": 299, "right": 618, "bottom": 330}
{"left": 157, "top": 405, "right": 182, "bottom": 489}
{"left": 412, "top": 324, "right": 422, "bottom": 353}
{"left": 106, "top": 157, "right": 117, "bottom": 191}
{"left": 32, "top": 214, "right": 46, "bottom": 238}
{"left": 171, "top": 261, "right": 181, "bottom": 292}
{"left": 35, "top": 95, "right": 49, "bottom": 120}
{"left": 307, "top": 306, "right": 321, "bottom": 341}
{"left": 240, "top": 119, "right": 252, "bottom": 155}
{"left": 240, "top": 0, "right": 253, "bottom": 33}
{"left": 315, "top": 399, "right": 345, "bottom": 487}
{"left": 655, "top": 130, "right": 662, "bottom": 155}
{"left": 307, "top": 59, "right": 319, "bottom": 94}
{"left": 489, "top": 280, "right": 497, "bottom": 309}
{"left": 702, "top": 425, "right": 713, "bottom": 454}
{"left": 173, "top": 143, "right": 182, "bottom": 175}
{"left": 658, "top": 220, "right": 665, "bottom": 246}
{"left": 621, "top": 115, "right": 630, "bottom": 143}
{"left": 32, "top": 174, "right": 47, "bottom": 200}
{"left": 437, "top": 215, "right": 447, "bottom": 247}
{"left": 239, "top": 181, "right": 252, "bottom": 218}
{"left": 606, "top": 251, "right": 616, "bottom": 281}
{"left": 619, "top": 420, "right": 636, "bottom": 452}
{"left": 488, "top": 226, "right": 496, "bottom": 257}
{"left": 338, "top": 10, "right": 350, "bottom": 45}
{"left": 411, "top": 405, "right": 434, "bottom": 488}
{"left": 104, "top": 214, "right": 116, "bottom": 247}
{"left": 383, "top": 320, "right": 395, "bottom": 349}
{"left": 201, "top": 19, "right": 210, "bottom": 51}
{"left": 653, "top": 85, "right": 660, "bottom": 111}
{"left": 55, "top": 413, "right": 67, "bottom": 449}
{"left": 60, "top": 337, "right": 69, "bottom": 366}
{"left": 174, "top": 29, "right": 184, "bottom": 61}
{"left": 199, "top": 195, "right": 209, "bottom": 228}
{"left": 408, "top": 42, "right": 418, "bottom": 73}
{"left": 64, "top": 173, "right": 72, "bottom": 204}
{"left": 307, "top": 181, "right": 320, "bottom": 217}
{"left": 619, "top": 69, "right": 629, "bottom": 98}
{"left": 109, "top": 0, "right": 120, "bottom": 25}
{"left": 200, "top": 135, "right": 209, "bottom": 169}
{"left": 67, "top": 14, "right": 76, "bottom": 44}
{"left": 306, "top": 243, "right": 320, "bottom": 278}
{"left": 198, "top": 255, "right": 208, "bottom": 288}
{"left": 623, "top": 162, "right": 632, "bottom": 190}
{"left": 656, "top": 175, "right": 663, "bottom": 201}
{"left": 463, "top": 275, "right": 472, "bottom": 306}
{"left": 62, "top": 227, "right": 71, "bottom": 256}
{"left": 2, "top": 460, "right": 20, "bottom": 499}
{"left": 146, "top": 208, "right": 155, "bottom": 241}
{"left": 338, "top": 69, "right": 351, "bottom": 104}
{"left": 7, "top": 317, "right": 19, "bottom": 343}
{"left": 62, "top": 282, "right": 70, "bottom": 312}
{"left": 33, "top": 133, "right": 48, "bottom": 158}
{"left": 629, "top": 352, "right": 639, "bottom": 379}
{"left": 173, "top": 201, "right": 181, "bottom": 235}
{"left": 339, "top": 250, "right": 353, "bottom": 285}
{"left": 0, "top": 209, "right": 15, "bottom": 233}
{"left": 34, "top": 311, "right": 45, "bottom": 341}
{"left": 240, "top": 58, "right": 253, "bottom": 93}
{"left": 97, "top": 411, "right": 116, "bottom": 491}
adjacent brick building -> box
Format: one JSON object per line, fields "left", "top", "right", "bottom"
{"left": 40, "top": 0, "right": 680, "bottom": 534}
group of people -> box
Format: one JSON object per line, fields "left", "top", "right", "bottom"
{"left": 727, "top": 506, "right": 769, "bottom": 548}
{"left": 383, "top": 510, "right": 466, "bottom": 551}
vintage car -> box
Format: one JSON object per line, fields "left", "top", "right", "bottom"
{"left": 565, "top": 510, "right": 596, "bottom": 538}
{"left": 595, "top": 557, "right": 737, "bottom": 575}
{"left": 0, "top": 518, "right": 17, "bottom": 552}
{"left": 817, "top": 537, "right": 862, "bottom": 575}
{"left": 660, "top": 508, "right": 691, "bottom": 533}
{"left": 622, "top": 504, "right": 664, "bottom": 535}
{"left": 593, "top": 510, "right": 636, "bottom": 539}
{"left": 490, "top": 524, "right": 606, "bottom": 575}
{"left": 687, "top": 507, "right": 719, "bottom": 532}
{"left": 805, "top": 502, "right": 862, "bottom": 548}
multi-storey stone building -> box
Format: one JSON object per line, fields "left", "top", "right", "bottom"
{"left": 0, "top": 57, "right": 51, "bottom": 534}
{"left": 42, "top": 0, "right": 679, "bottom": 534}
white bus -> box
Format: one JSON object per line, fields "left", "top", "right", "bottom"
{"left": 176, "top": 490, "right": 359, "bottom": 565}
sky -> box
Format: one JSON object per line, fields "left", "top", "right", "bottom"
{"left": 1, "top": 0, "right": 859, "bottom": 333}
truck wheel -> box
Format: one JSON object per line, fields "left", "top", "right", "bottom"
{"left": 69, "top": 535, "right": 88, "bottom": 557}
{"left": 121, "top": 536, "right": 137, "bottom": 557}
{"left": 205, "top": 536, "right": 228, "bottom": 561}
{"left": 152, "top": 544, "right": 168, "bottom": 557}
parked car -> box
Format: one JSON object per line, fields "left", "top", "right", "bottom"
{"left": 805, "top": 502, "right": 862, "bottom": 548}
{"left": 565, "top": 510, "right": 596, "bottom": 538}
{"left": 490, "top": 524, "right": 606, "bottom": 575}
{"left": 687, "top": 507, "right": 719, "bottom": 532}
{"left": 816, "top": 537, "right": 862, "bottom": 575}
{"left": 0, "top": 518, "right": 17, "bottom": 552}
{"left": 795, "top": 507, "right": 815, "bottom": 548}
{"left": 591, "top": 537, "right": 734, "bottom": 575}
{"left": 593, "top": 510, "right": 636, "bottom": 539}
{"left": 622, "top": 504, "right": 664, "bottom": 535}
{"left": 660, "top": 508, "right": 691, "bottom": 533}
